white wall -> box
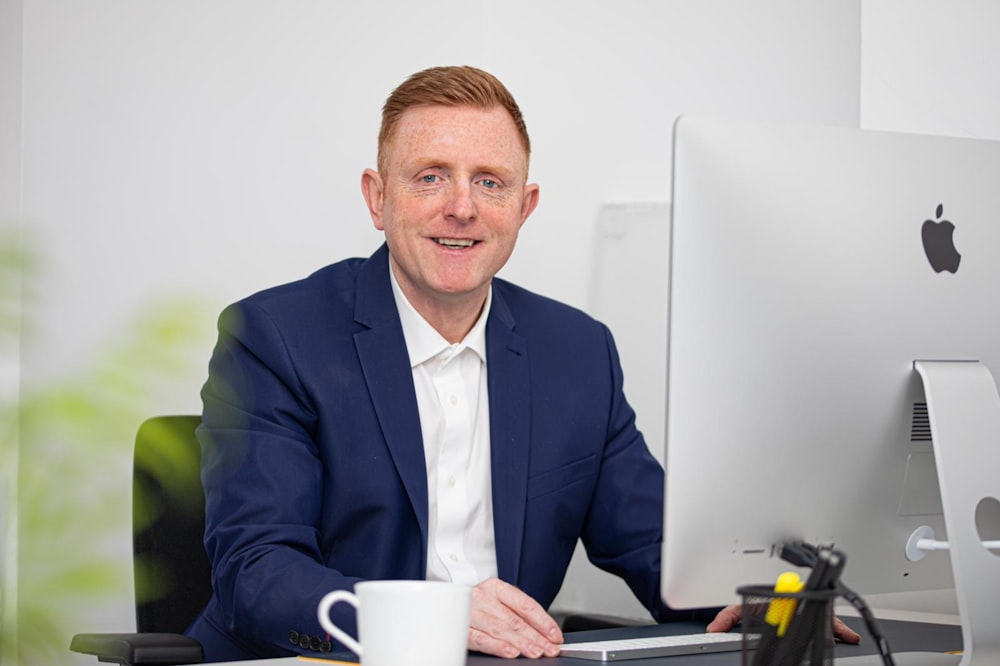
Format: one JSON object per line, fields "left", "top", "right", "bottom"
{"left": 861, "top": 0, "right": 1000, "bottom": 140}
{"left": 8, "top": 1, "right": 1000, "bottom": 662}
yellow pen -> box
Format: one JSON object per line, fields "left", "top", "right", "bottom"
{"left": 766, "top": 571, "right": 804, "bottom": 637}
{"left": 752, "top": 571, "right": 805, "bottom": 666}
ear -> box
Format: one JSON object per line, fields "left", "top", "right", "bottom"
{"left": 361, "top": 168, "right": 386, "bottom": 230}
{"left": 518, "top": 183, "right": 540, "bottom": 228}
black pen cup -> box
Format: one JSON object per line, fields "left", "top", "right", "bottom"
{"left": 737, "top": 584, "right": 837, "bottom": 666}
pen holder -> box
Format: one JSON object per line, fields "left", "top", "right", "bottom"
{"left": 737, "top": 584, "right": 838, "bottom": 666}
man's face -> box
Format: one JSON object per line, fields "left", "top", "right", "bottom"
{"left": 362, "top": 105, "right": 539, "bottom": 320}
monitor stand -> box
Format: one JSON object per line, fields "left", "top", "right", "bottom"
{"left": 906, "top": 360, "right": 1000, "bottom": 666}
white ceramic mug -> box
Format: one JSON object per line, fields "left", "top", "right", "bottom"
{"left": 317, "top": 580, "right": 472, "bottom": 666}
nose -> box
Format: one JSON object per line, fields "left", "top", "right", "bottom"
{"left": 444, "top": 181, "right": 476, "bottom": 223}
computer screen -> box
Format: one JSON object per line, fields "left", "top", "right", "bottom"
{"left": 660, "top": 116, "right": 1000, "bottom": 657}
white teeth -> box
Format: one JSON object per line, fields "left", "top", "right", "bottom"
{"left": 435, "top": 238, "right": 475, "bottom": 248}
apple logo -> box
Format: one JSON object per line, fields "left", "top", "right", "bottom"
{"left": 921, "top": 203, "right": 961, "bottom": 273}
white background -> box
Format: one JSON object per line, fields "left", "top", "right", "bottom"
{"left": 3, "top": 1, "right": 1000, "bottom": 662}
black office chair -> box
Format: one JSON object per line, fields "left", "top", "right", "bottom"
{"left": 71, "top": 415, "right": 208, "bottom": 665}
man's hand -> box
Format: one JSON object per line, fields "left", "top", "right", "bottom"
{"left": 705, "top": 605, "right": 742, "bottom": 633}
{"left": 467, "top": 578, "right": 564, "bottom": 659}
{"left": 706, "top": 604, "right": 863, "bottom": 644}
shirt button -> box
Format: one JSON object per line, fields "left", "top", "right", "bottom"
{"left": 448, "top": 475, "right": 457, "bottom": 487}
{"left": 449, "top": 394, "right": 458, "bottom": 406}
{"left": 449, "top": 553, "right": 459, "bottom": 563}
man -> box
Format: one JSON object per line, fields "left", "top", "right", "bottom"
{"left": 187, "top": 65, "right": 855, "bottom": 662}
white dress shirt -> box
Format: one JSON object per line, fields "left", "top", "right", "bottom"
{"left": 389, "top": 267, "right": 498, "bottom": 585}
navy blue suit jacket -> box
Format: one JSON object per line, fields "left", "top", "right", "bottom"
{"left": 187, "top": 244, "right": 674, "bottom": 661}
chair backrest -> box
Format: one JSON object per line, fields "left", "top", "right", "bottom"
{"left": 132, "top": 415, "right": 212, "bottom": 634}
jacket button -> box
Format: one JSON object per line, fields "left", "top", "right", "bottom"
{"left": 288, "top": 631, "right": 300, "bottom": 646}
{"left": 309, "top": 636, "right": 322, "bottom": 651}
{"left": 298, "top": 634, "right": 311, "bottom": 649}
{"left": 320, "top": 640, "right": 332, "bottom": 653}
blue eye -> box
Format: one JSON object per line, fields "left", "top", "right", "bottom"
{"left": 421, "top": 174, "right": 437, "bottom": 183}
{"left": 480, "top": 179, "right": 498, "bottom": 189}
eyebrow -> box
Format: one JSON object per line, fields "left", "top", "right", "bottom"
{"left": 408, "top": 157, "right": 521, "bottom": 181}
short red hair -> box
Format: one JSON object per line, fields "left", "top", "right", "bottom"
{"left": 377, "top": 65, "right": 531, "bottom": 175}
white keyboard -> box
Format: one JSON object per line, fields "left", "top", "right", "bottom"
{"left": 559, "top": 632, "right": 750, "bottom": 661}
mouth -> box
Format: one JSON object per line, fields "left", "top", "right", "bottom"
{"left": 433, "top": 238, "right": 478, "bottom": 249}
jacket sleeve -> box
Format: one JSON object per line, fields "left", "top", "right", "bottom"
{"left": 198, "top": 300, "right": 363, "bottom": 656}
{"left": 580, "top": 324, "right": 717, "bottom": 623}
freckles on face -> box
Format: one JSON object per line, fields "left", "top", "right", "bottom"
{"left": 374, "top": 105, "right": 536, "bottom": 309}
{"left": 383, "top": 105, "right": 529, "bottom": 228}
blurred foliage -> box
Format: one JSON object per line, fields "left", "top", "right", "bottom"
{"left": 0, "top": 224, "right": 26, "bottom": 666}
{"left": 1, "top": 228, "right": 212, "bottom": 665}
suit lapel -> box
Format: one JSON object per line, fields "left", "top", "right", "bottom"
{"left": 353, "top": 246, "right": 429, "bottom": 562}
{"left": 486, "top": 286, "right": 531, "bottom": 586}
{"left": 352, "top": 252, "right": 532, "bottom": 585}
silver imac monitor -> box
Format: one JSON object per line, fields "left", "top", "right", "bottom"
{"left": 661, "top": 116, "right": 1000, "bottom": 663}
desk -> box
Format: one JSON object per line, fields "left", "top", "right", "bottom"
{"left": 217, "top": 617, "right": 962, "bottom": 665}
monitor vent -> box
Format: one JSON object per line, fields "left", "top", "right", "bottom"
{"left": 911, "top": 402, "right": 932, "bottom": 442}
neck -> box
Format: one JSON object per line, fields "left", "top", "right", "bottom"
{"left": 417, "top": 291, "right": 487, "bottom": 344}
{"left": 387, "top": 257, "right": 490, "bottom": 344}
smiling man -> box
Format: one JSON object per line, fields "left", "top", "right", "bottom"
{"left": 361, "top": 101, "right": 538, "bottom": 345}
{"left": 188, "top": 66, "right": 716, "bottom": 663}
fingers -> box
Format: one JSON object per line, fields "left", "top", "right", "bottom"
{"left": 705, "top": 604, "right": 742, "bottom": 633}
{"left": 833, "top": 616, "right": 862, "bottom": 644}
{"left": 467, "top": 578, "right": 564, "bottom": 659}
{"left": 706, "top": 604, "right": 861, "bottom": 641}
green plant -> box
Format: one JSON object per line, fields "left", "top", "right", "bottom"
{"left": 1, "top": 228, "right": 212, "bottom": 665}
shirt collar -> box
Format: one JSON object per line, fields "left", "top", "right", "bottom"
{"left": 389, "top": 263, "right": 491, "bottom": 368}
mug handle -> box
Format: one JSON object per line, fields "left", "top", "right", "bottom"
{"left": 317, "top": 590, "right": 363, "bottom": 657}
